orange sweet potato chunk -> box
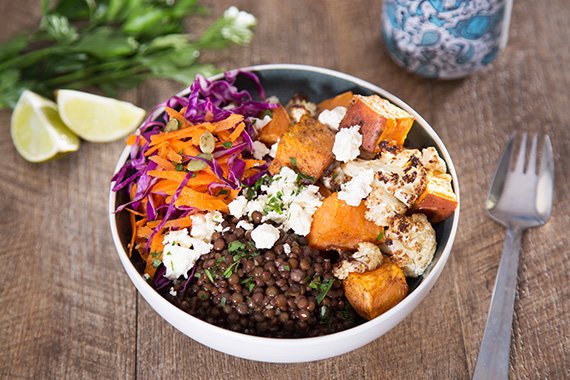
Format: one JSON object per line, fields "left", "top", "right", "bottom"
{"left": 339, "top": 95, "right": 414, "bottom": 154}
{"left": 317, "top": 91, "right": 354, "bottom": 112}
{"left": 343, "top": 261, "right": 408, "bottom": 320}
{"left": 413, "top": 172, "right": 458, "bottom": 223}
{"left": 308, "top": 193, "right": 384, "bottom": 251}
{"left": 258, "top": 104, "right": 291, "bottom": 145}
{"left": 269, "top": 115, "right": 335, "bottom": 179}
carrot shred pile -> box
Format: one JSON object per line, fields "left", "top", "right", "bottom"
{"left": 123, "top": 112, "right": 265, "bottom": 278}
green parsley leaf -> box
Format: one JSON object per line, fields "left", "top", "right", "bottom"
{"left": 228, "top": 241, "right": 247, "bottom": 252}
{"left": 283, "top": 264, "right": 291, "bottom": 271}
{"left": 222, "top": 141, "right": 232, "bottom": 148}
{"left": 316, "top": 279, "right": 335, "bottom": 304}
{"left": 220, "top": 297, "right": 226, "bottom": 307}
{"left": 261, "top": 109, "right": 273, "bottom": 118}
{"left": 218, "top": 189, "right": 229, "bottom": 195}
{"left": 153, "top": 258, "right": 161, "bottom": 268}
{"left": 376, "top": 230, "right": 384, "bottom": 241}
{"left": 175, "top": 163, "right": 184, "bottom": 171}
{"left": 204, "top": 268, "right": 214, "bottom": 283}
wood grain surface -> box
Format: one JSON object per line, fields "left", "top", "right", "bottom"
{"left": 1, "top": 0, "right": 568, "bottom": 379}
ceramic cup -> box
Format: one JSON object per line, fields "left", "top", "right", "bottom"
{"left": 381, "top": 0, "right": 513, "bottom": 79}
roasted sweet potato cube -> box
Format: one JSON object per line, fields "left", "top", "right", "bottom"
{"left": 308, "top": 193, "right": 384, "bottom": 251}
{"left": 413, "top": 172, "right": 458, "bottom": 223}
{"left": 258, "top": 104, "right": 291, "bottom": 145}
{"left": 343, "top": 261, "right": 408, "bottom": 320}
{"left": 339, "top": 95, "right": 414, "bottom": 154}
{"left": 269, "top": 115, "right": 335, "bottom": 179}
{"left": 317, "top": 91, "right": 354, "bottom": 112}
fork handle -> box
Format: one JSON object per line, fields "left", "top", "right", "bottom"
{"left": 473, "top": 227, "right": 523, "bottom": 380}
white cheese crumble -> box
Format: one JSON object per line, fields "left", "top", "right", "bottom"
{"left": 162, "top": 228, "right": 213, "bottom": 280}
{"left": 228, "top": 195, "right": 248, "bottom": 219}
{"left": 251, "top": 223, "right": 280, "bottom": 249}
{"left": 318, "top": 106, "right": 347, "bottom": 131}
{"left": 283, "top": 243, "right": 291, "bottom": 254}
{"left": 267, "top": 96, "right": 280, "bottom": 104}
{"left": 236, "top": 220, "right": 254, "bottom": 231}
{"left": 252, "top": 114, "right": 272, "bottom": 131}
{"left": 190, "top": 211, "right": 223, "bottom": 242}
{"left": 252, "top": 140, "right": 270, "bottom": 159}
{"left": 338, "top": 169, "right": 375, "bottom": 206}
{"left": 169, "top": 287, "right": 177, "bottom": 297}
{"left": 333, "top": 125, "right": 362, "bottom": 163}
{"left": 269, "top": 139, "right": 279, "bottom": 158}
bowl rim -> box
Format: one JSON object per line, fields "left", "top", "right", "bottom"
{"left": 108, "top": 63, "right": 460, "bottom": 358}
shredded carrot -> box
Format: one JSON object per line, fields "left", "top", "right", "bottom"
{"left": 149, "top": 155, "right": 175, "bottom": 171}
{"left": 165, "top": 107, "right": 191, "bottom": 128}
{"left": 228, "top": 121, "right": 246, "bottom": 142}
{"left": 213, "top": 114, "right": 244, "bottom": 132}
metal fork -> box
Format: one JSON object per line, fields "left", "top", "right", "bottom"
{"left": 473, "top": 133, "right": 554, "bottom": 380}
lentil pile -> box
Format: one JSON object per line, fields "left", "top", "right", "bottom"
{"left": 164, "top": 213, "right": 364, "bottom": 338}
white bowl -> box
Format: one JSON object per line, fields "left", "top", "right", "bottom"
{"left": 109, "top": 64, "right": 460, "bottom": 363}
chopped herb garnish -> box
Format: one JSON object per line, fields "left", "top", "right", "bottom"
{"left": 316, "top": 279, "right": 335, "bottom": 304}
{"left": 222, "top": 141, "right": 233, "bottom": 148}
{"left": 240, "top": 277, "right": 255, "bottom": 292}
{"left": 228, "top": 241, "right": 246, "bottom": 253}
{"left": 169, "top": 260, "right": 175, "bottom": 272}
{"left": 283, "top": 264, "right": 291, "bottom": 271}
{"left": 194, "top": 272, "right": 202, "bottom": 278}
{"left": 262, "top": 109, "right": 273, "bottom": 118}
{"left": 376, "top": 230, "right": 384, "bottom": 241}
{"left": 220, "top": 297, "right": 227, "bottom": 307}
{"left": 289, "top": 157, "right": 315, "bottom": 183}
{"left": 175, "top": 163, "right": 184, "bottom": 171}
{"left": 199, "top": 292, "right": 208, "bottom": 300}
{"left": 320, "top": 305, "right": 328, "bottom": 318}
{"left": 218, "top": 189, "right": 229, "bottom": 195}
{"left": 264, "top": 191, "right": 284, "bottom": 214}
{"left": 153, "top": 258, "right": 161, "bottom": 268}
{"left": 204, "top": 268, "right": 214, "bottom": 283}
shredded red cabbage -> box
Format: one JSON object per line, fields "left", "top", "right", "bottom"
{"left": 111, "top": 70, "right": 275, "bottom": 289}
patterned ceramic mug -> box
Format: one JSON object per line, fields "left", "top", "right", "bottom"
{"left": 381, "top": 0, "right": 514, "bottom": 79}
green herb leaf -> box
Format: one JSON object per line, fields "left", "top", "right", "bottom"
{"left": 175, "top": 163, "right": 184, "bottom": 171}
{"left": 316, "top": 279, "right": 335, "bottom": 304}
{"left": 220, "top": 296, "right": 226, "bottom": 307}
{"left": 283, "top": 264, "right": 291, "bottom": 272}
{"left": 222, "top": 141, "right": 232, "bottom": 148}
{"left": 204, "top": 268, "right": 214, "bottom": 283}
{"left": 153, "top": 258, "right": 161, "bottom": 268}
{"left": 228, "top": 241, "right": 246, "bottom": 253}
{"left": 376, "top": 230, "right": 384, "bottom": 241}
{"left": 261, "top": 109, "right": 273, "bottom": 118}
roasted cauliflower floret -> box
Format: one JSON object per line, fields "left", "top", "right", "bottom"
{"left": 333, "top": 242, "right": 384, "bottom": 280}
{"left": 381, "top": 213, "right": 436, "bottom": 277}
{"left": 365, "top": 183, "right": 407, "bottom": 226}
{"left": 420, "top": 147, "right": 447, "bottom": 174}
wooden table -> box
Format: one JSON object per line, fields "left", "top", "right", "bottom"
{"left": 1, "top": 1, "right": 568, "bottom": 378}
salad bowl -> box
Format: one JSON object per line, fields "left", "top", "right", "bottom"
{"left": 109, "top": 64, "right": 460, "bottom": 363}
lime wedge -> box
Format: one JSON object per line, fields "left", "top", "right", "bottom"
{"left": 57, "top": 89, "right": 146, "bottom": 143}
{"left": 11, "top": 90, "right": 80, "bottom": 163}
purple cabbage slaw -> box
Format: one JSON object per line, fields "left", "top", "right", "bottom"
{"left": 111, "top": 70, "right": 277, "bottom": 287}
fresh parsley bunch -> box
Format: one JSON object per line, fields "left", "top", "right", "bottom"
{"left": 0, "top": 0, "right": 256, "bottom": 109}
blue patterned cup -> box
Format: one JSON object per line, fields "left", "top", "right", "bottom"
{"left": 381, "top": 0, "right": 513, "bottom": 79}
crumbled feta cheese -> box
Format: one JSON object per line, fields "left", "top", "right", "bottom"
{"left": 338, "top": 169, "right": 375, "bottom": 206}
{"left": 381, "top": 213, "right": 436, "bottom": 277}
{"left": 342, "top": 159, "right": 384, "bottom": 178}
{"left": 269, "top": 139, "right": 279, "bottom": 158}
{"left": 251, "top": 223, "right": 280, "bottom": 249}
{"left": 421, "top": 147, "right": 447, "bottom": 173}
{"left": 252, "top": 115, "right": 272, "bottom": 131}
{"left": 267, "top": 96, "right": 280, "bottom": 104}
{"left": 333, "top": 125, "right": 362, "bottom": 163}
{"left": 318, "top": 106, "right": 347, "bottom": 131}
{"left": 190, "top": 211, "right": 223, "bottom": 242}
{"left": 236, "top": 220, "right": 254, "bottom": 231}
{"left": 252, "top": 140, "right": 270, "bottom": 159}
{"left": 333, "top": 242, "right": 384, "bottom": 280}
{"left": 283, "top": 243, "right": 291, "bottom": 254}
{"left": 246, "top": 198, "right": 265, "bottom": 217}
{"left": 162, "top": 229, "right": 213, "bottom": 280}
{"left": 169, "top": 287, "right": 177, "bottom": 297}
{"left": 228, "top": 196, "right": 248, "bottom": 218}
